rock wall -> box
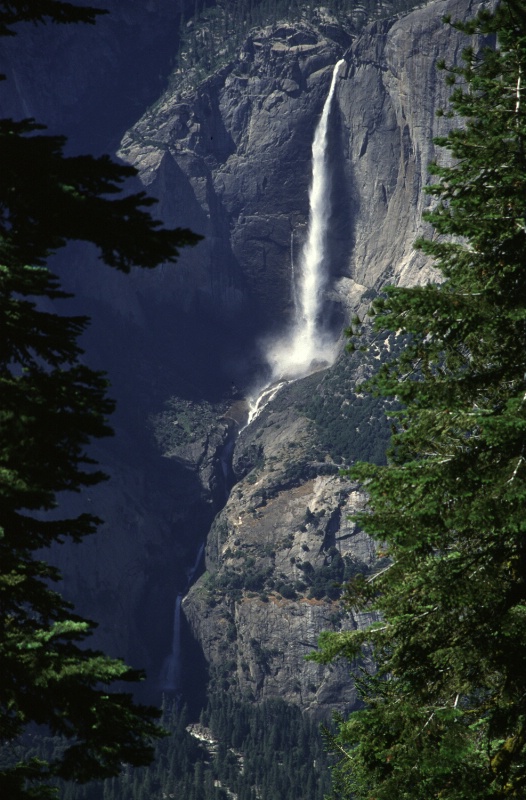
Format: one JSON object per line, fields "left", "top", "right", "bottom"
{"left": 184, "top": 377, "right": 379, "bottom": 715}
{"left": 0, "top": 0, "right": 196, "bottom": 150}
{"left": 124, "top": 0, "right": 479, "bottom": 713}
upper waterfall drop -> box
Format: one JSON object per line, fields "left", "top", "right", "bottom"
{"left": 267, "top": 58, "right": 345, "bottom": 382}
{"left": 247, "top": 59, "right": 345, "bottom": 424}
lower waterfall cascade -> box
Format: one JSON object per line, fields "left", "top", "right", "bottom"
{"left": 160, "top": 542, "right": 206, "bottom": 695}
{"left": 160, "top": 593, "right": 183, "bottom": 695}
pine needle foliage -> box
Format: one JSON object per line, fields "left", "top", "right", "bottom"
{"left": 0, "top": 0, "right": 105, "bottom": 37}
{"left": 311, "top": 2, "right": 526, "bottom": 798}
{"left": 0, "top": 4, "right": 201, "bottom": 798}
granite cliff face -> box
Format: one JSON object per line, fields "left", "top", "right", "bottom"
{"left": 1, "top": 0, "right": 478, "bottom": 711}
{"left": 0, "top": 0, "right": 197, "bottom": 151}
{"left": 111, "top": 0, "right": 476, "bottom": 713}
{"left": 184, "top": 379, "right": 378, "bottom": 714}
{"left": 120, "top": 0, "right": 475, "bottom": 344}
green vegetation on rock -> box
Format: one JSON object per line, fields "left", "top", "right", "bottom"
{"left": 301, "top": 348, "right": 394, "bottom": 465}
{"left": 169, "top": 0, "right": 426, "bottom": 96}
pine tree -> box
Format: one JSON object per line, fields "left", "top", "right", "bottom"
{"left": 312, "top": 2, "right": 526, "bottom": 797}
{"left": 0, "top": 1, "right": 104, "bottom": 36}
{"left": 0, "top": 3, "right": 200, "bottom": 798}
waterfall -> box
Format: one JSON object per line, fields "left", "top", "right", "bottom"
{"left": 160, "top": 593, "right": 183, "bottom": 694}
{"left": 247, "top": 59, "right": 345, "bottom": 422}
{"left": 160, "top": 540, "right": 205, "bottom": 696}
{"left": 186, "top": 541, "right": 205, "bottom": 586}
{"left": 161, "top": 60, "right": 346, "bottom": 693}
{"left": 245, "top": 380, "right": 289, "bottom": 428}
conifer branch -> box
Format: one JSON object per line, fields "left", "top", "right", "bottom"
{"left": 506, "top": 452, "right": 525, "bottom": 483}
{"left": 367, "top": 562, "right": 395, "bottom": 583}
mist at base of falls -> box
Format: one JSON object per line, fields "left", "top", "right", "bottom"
{"left": 265, "top": 331, "right": 338, "bottom": 383}
{"left": 247, "top": 59, "right": 345, "bottom": 421}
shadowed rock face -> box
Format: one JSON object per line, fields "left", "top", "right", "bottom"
{"left": 0, "top": 0, "right": 195, "bottom": 151}
{"left": 1, "top": 0, "right": 476, "bottom": 710}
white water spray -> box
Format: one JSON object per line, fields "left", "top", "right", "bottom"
{"left": 247, "top": 59, "right": 345, "bottom": 423}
